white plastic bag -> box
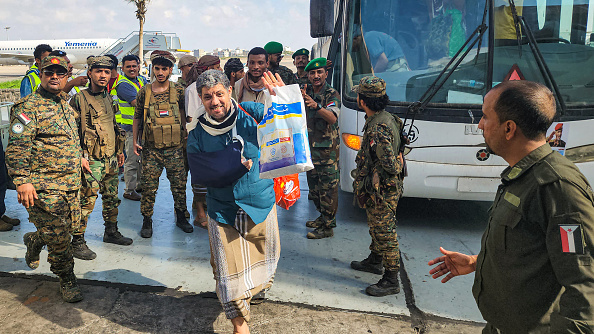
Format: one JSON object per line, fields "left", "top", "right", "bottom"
{"left": 257, "top": 84, "right": 313, "bottom": 179}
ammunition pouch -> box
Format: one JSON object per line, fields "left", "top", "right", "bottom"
{"left": 143, "top": 84, "right": 183, "bottom": 149}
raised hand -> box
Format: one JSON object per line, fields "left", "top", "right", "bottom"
{"left": 262, "top": 71, "right": 285, "bottom": 96}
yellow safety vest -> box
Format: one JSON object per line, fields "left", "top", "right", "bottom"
{"left": 25, "top": 64, "right": 41, "bottom": 94}
{"left": 115, "top": 75, "right": 145, "bottom": 125}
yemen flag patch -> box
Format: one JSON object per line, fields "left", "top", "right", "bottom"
{"left": 159, "top": 110, "right": 169, "bottom": 117}
{"left": 559, "top": 225, "right": 584, "bottom": 254}
{"left": 326, "top": 101, "right": 336, "bottom": 108}
{"left": 17, "top": 113, "right": 31, "bottom": 125}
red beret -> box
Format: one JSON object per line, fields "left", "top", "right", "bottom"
{"left": 555, "top": 123, "right": 563, "bottom": 131}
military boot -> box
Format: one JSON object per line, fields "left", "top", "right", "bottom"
{"left": 103, "top": 222, "right": 133, "bottom": 245}
{"left": 305, "top": 217, "right": 322, "bottom": 229}
{"left": 1, "top": 214, "right": 20, "bottom": 226}
{"left": 365, "top": 270, "right": 400, "bottom": 297}
{"left": 140, "top": 216, "right": 153, "bottom": 238}
{"left": 351, "top": 252, "right": 384, "bottom": 275}
{"left": 58, "top": 272, "right": 83, "bottom": 303}
{"left": 0, "top": 219, "right": 12, "bottom": 231}
{"left": 23, "top": 232, "right": 44, "bottom": 269}
{"left": 71, "top": 234, "right": 97, "bottom": 260}
{"left": 175, "top": 209, "right": 193, "bottom": 233}
{"left": 306, "top": 227, "right": 334, "bottom": 239}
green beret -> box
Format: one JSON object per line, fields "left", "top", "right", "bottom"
{"left": 264, "top": 41, "right": 283, "bottom": 54}
{"left": 304, "top": 57, "right": 327, "bottom": 72}
{"left": 292, "top": 48, "right": 310, "bottom": 59}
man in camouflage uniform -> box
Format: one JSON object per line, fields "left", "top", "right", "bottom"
{"left": 7, "top": 55, "right": 84, "bottom": 302}
{"left": 292, "top": 48, "right": 310, "bottom": 86}
{"left": 302, "top": 58, "right": 341, "bottom": 239}
{"left": 264, "top": 41, "right": 296, "bottom": 85}
{"left": 132, "top": 50, "right": 191, "bottom": 238}
{"left": 351, "top": 76, "right": 405, "bottom": 297}
{"left": 69, "top": 56, "right": 133, "bottom": 260}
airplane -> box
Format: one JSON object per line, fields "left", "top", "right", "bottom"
{"left": 0, "top": 38, "right": 117, "bottom": 68}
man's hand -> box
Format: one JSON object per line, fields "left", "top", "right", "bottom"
{"left": 262, "top": 71, "right": 285, "bottom": 96}
{"left": 241, "top": 158, "right": 253, "bottom": 171}
{"left": 302, "top": 93, "right": 317, "bottom": 109}
{"left": 117, "top": 153, "right": 125, "bottom": 167}
{"left": 134, "top": 142, "right": 143, "bottom": 156}
{"left": 17, "top": 183, "right": 38, "bottom": 209}
{"left": 71, "top": 76, "right": 88, "bottom": 87}
{"left": 81, "top": 158, "right": 92, "bottom": 174}
{"left": 428, "top": 247, "right": 477, "bottom": 283}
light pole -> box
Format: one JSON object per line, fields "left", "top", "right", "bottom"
{"left": 4, "top": 27, "right": 9, "bottom": 41}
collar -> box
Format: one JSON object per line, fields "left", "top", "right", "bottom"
{"left": 36, "top": 86, "right": 68, "bottom": 103}
{"left": 87, "top": 87, "right": 108, "bottom": 97}
{"left": 500, "top": 144, "right": 553, "bottom": 182}
{"left": 363, "top": 109, "right": 385, "bottom": 129}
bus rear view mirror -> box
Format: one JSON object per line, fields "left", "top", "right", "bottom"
{"left": 310, "top": 0, "right": 334, "bottom": 38}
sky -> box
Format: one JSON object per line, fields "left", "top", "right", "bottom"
{"left": 0, "top": 0, "right": 318, "bottom": 52}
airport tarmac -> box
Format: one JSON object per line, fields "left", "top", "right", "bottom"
{"left": 0, "top": 171, "right": 490, "bottom": 333}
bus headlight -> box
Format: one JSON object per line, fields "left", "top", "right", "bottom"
{"left": 566, "top": 145, "right": 594, "bottom": 163}
{"left": 342, "top": 133, "right": 362, "bottom": 151}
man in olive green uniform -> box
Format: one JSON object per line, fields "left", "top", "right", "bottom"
{"left": 132, "top": 50, "right": 191, "bottom": 238}
{"left": 69, "top": 56, "right": 132, "bottom": 260}
{"left": 302, "top": 58, "right": 341, "bottom": 239}
{"left": 7, "top": 55, "right": 84, "bottom": 303}
{"left": 429, "top": 81, "right": 594, "bottom": 332}
{"left": 292, "top": 48, "right": 310, "bottom": 86}
{"left": 264, "top": 41, "right": 296, "bottom": 86}
{"left": 351, "top": 77, "right": 405, "bottom": 297}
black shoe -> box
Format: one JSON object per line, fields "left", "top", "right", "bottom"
{"left": 72, "top": 235, "right": 97, "bottom": 260}
{"left": 307, "top": 227, "right": 334, "bottom": 239}
{"left": 123, "top": 190, "right": 141, "bottom": 201}
{"left": 2, "top": 215, "right": 20, "bottom": 226}
{"left": 251, "top": 290, "right": 267, "bottom": 305}
{"left": 305, "top": 218, "right": 322, "bottom": 229}
{"left": 141, "top": 216, "right": 153, "bottom": 238}
{"left": 23, "top": 232, "right": 44, "bottom": 269}
{"left": 59, "top": 272, "right": 83, "bottom": 303}
{"left": 351, "top": 252, "right": 384, "bottom": 275}
{"left": 103, "top": 223, "right": 133, "bottom": 245}
{"left": 366, "top": 270, "right": 400, "bottom": 297}
{"left": 175, "top": 209, "right": 193, "bottom": 233}
{"left": 135, "top": 187, "right": 143, "bottom": 193}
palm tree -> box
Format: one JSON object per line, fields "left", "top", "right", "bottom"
{"left": 125, "top": 0, "right": 150, "bottom": 66}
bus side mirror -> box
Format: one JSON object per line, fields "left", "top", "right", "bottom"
{"left": 310, "top": 0, "right": 334, "bottom": 38}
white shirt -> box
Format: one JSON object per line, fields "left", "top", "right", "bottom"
{"left": 185, "top": 81, "right": 205, "bottom": 133}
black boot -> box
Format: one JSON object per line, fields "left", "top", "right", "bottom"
{"left": 175, "top": 209, "right": 193, "bottom": 233}
{"left": 58, "top": 271, "right": 83, "bottom": 303}
{"left": 140, "top": 216, "right": 153, "bottom": 238}
{"left": 23, "top": 232, "right": 45, "bottom": 269}
{"left": 365, "top": 270, "right": 400, "bottom": 297}
{"left": 71, "top": 234, "right": 97, "bottom": 260}
{"left": 103, "top": 222, "right": 133, "bottom": 245}
{"left": 351, "top": 252, "right": 384, "bottom": 275}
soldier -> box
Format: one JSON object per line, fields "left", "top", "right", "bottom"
{"left": 69, "top": 56, "right": 132, "bottom": 260}
{"left": 177, "top": 55, "right": 197, "bottom": 89}
{"left": 429, "top": 81, "right": 594, "bottom": 332}
{"left": 302, "top": 58, "right": 341, "bottom": 239}
{"left": 350, "top": 76, "right": 405, "bottom": 297}
{"left": 292, "top": 48, "right": 310, "bottom": 85}
{"left": 7, "top": 55, "right": 84, "bottom": 302}
{"left": 132, "top": 50, "right": 191, "bottom": 238}
{"left": 264, "top": 41, "right": 296, "bottom": 85}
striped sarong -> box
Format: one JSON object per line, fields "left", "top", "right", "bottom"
{"left": 208, "top": 206, "right": 280, "bottom": 321}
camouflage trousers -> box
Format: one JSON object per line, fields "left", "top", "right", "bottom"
{"left": 74, "top": 155, "right": 120, "bottom": 236}
{"left": 365, "top": 187, "right": 403, "bottom": 272}
{"left": 140, "top": 146, "right": 187, "bottom": 217}
{"left": 27, "top": 190, "right": 80, "bottom": 276}
{"left": 306, "top": 163, "right": 339, "bottom": 229}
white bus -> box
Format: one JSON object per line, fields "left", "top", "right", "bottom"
{"left": 310, "top": 0, "right": 594, "bottom": 201}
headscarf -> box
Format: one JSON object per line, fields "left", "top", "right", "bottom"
{"left": 237, "top": 74, "right": 266, "bottom": 102}
{"left": 187, "top": 55, "right": 221, "bottom": 86}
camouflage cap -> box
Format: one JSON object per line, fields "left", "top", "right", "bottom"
{"left": 87, "top": 55, "right": 114, "bottom": 69}
{"left": 264, "top": 41, "right": 283, "bottom": 54}
{"left": 353, "top": 76, "right": 386, "bottom": 97}
{"left": 304, "top": 57, "right": 327, "bottom": 72}
{"left": 40, "top": 56, "right": 68, "bottom": 71}
{"left": 150, "top": 50, "right": 176, "bottom": 66}
{"left": 292, "top": 48, "right": 310, "bottom": 59}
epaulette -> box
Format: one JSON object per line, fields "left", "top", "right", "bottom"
{"left": 535, "top": 159, "right": 562, "bottom": 185}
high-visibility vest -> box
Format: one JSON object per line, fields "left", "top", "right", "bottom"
{"left": 114, "top": 75, "right": 145, "bottom": 125}
{"left": 24, "top": 65, "right": 41, "bottom": 94}
{"left": 109, "top": 74, "right": 120, "bottom": 102}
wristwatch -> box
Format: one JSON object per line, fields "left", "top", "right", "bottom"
{"left": 315, "top": 103, "right": 323, "bottom": 111}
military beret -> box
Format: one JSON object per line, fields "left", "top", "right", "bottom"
{"left": 555, "top": 123, "right": 563, "bottom": 131}
{"left": 87, "top": 56, "right": 114, "bottom": 69}
{"left": 40, "top": 56, "right": 68, "bottom": 71}
{"left": 150, "top": 50, "right": 176, "bottom": 66}
{"left": 353, "top": 76, "right": 387, "bottom": 98}
{"left": 304, "top": 57, "right": 327, "bottom": 72}
{"left": 264, "top": 41, "right": 283, "bottom": 54}
{"left": 292, "top": 48, "right": 310, "bottom": 59}
{"left": 178, "top": 55, "right": 197, "bottom": 68}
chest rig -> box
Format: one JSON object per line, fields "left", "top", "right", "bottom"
{"left": 143, "top": 84, "right": 183, "bottom": 149}
{"left": 79, "top": 89, "right": 119, "bottom": 159}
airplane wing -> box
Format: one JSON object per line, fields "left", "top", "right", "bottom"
{"left": 0, "top": 53, "right": 34, "bottom": 63}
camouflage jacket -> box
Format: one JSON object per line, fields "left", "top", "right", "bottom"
{"left": 270, "top": 65, "right": 297, "bottom": 86}
{"left": 6, "top": 86, "right": 82, "bottom": 191}
{"left": 305, "top": 82, "right": 341, "bottom": 165}
{"left": 295, "top": 72, "right": 308, "bottom": 87}
{"left": 353, "top": 110, "right": 404, "bottom": 202}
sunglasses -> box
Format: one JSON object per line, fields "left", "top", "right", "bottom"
{"left": 43, "top": 69, "right": 68, "bottom": 78}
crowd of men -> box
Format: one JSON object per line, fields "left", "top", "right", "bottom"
{"left": 2, "top": 39, "right": 594, "bottom": 333}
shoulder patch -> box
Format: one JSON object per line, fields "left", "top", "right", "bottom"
{"left": 11, "top": 121, "right": 24, "bottom": 134}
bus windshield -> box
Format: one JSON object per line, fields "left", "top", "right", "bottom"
{"left": 344, "top": 0, "right": 594, "bottom": 111}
